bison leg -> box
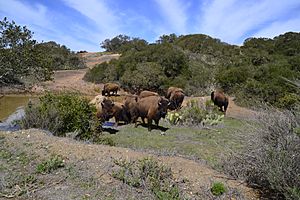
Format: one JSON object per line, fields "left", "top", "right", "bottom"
{"left": 154, "top": 119, "right": 159, "bottom": 126}
{"left": 147, "top": 118, "right": 152, "bottom": 131}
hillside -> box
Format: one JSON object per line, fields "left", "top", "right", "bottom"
{"left": 0, "top": 129, "right": 259, "bottom": 199}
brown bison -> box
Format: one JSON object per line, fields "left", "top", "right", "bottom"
{"left": 123, "top": 94, "right": 139, "bottom": 123}
{"left": 132, "top": 96, "right": 169, "bottom": 131}
{"left": 97, "top": 98, "right": 129, "bottom": 126}
{"left": 211, "top": 90, "right": 229, "bottom": 114}
{"left": 138, "top": 90, "right": 159, "bottom": 99}
{"left": 102, "top": 83, "right": 120, "bottom": 96}
{"left": 89, "top": 95, "right": 106, "bottom": 111}
{"left": 166, "top": 87, "right": 184, "bottom": 110}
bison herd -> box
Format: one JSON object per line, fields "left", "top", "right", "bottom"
{"left": 95, "top": 82, "right": 228, "bottom": 131}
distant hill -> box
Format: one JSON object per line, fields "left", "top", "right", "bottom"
{"left": 84, "top": 32, "right": 300, "bottom": 109}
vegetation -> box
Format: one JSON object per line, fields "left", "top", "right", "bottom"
{"left": 21, "top": 93, "right": 98, "bottom": 140}
{"left": 87, "top": 32, "right": 300, "bottom": 108}
{"left": 36, "top": 154, "right": 65, "bottom": 173}
{"left": 166, "top": 100, "right": 224, "bottom": 127}
{"left": 223, "top": 108, "right": 300, "bottom": 199}
{"left": 211, "top": 182, "right": 227, "bottom": 196}
{"left": 112, "top": 157, "right": 180, "bottom": 200}
{"left": 0, "top": 17, "right": 52, "bottom": 86}
{"left": 36, "top": 41, "right": 85, "bottom": 70}
{"left": 0, "top": 18, "right": 85, "bottom": 87}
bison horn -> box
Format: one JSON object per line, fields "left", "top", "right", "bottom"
{"left": 158, "top": 102, "right": 162, "bottom": 106}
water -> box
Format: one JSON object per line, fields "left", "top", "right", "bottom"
{"left": 0, "top": 95, "right": 33, "bottom": 121}
{"left": 0, "top": 95, "right": 36, "bottom": 131}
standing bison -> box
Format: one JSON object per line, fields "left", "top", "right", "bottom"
{"left": 132, "top": 96, "right": 169, "bottom": 131}
{"left": 102, "top": 83, "right": 120, "bottom": 96}
{"left": 211, "top": 90, "right": 229, "bottom": 114}
{"left": 97, "top": 98, "right": 129, "bottom": 126}
{"left": 166, "top": 87, "right": 184, "bottom": 110}
{"left": 123, "top": 94, "right": 139, "bottom": 123}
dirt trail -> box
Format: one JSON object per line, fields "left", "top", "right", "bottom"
{"left": 1, "top": 129, "right": 259, "bottom": 199}
{"left": 31, "top": 53, "right": 120, "bottom": 95}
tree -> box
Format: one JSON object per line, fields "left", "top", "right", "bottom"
{"left": 100, "top": 34, "right": 130, "bottom": 52}
{"left": 0, "top": 17, "right": 52, "bottom": 86}
{"left": 156, "top": 33, "right": 178, "bottom": 44}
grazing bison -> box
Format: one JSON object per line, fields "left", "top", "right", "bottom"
{"left": 102, "top": 83, "right": 120, "bottom": 96}
{"left": 138, "top": 90, "right": 159, "bottom": 99}
{"left": 132, "top": 96, "right": 169, "bottom": 131}
{"left": 97, "top": 98, "right": 129, "bottom": 126}
{"left": 211, "top": 90, "right": 229, "bottom": 114}
{"left": 166, "top": 87, "right": 184, "bottom": 110}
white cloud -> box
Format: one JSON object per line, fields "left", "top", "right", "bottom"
{"left": 0, "top": 0, "right": 50, "bottom": 29}
{"left": 253, "top": 18, "right": 300, "bottom": 39}
{"left": 0, "top": 0, "right": 103, "bottom": 51}
{"left": 62, "top": 0, "right": 121, "bottom": 39}
{"left": 198, "top": 0, "right": 300, "bottom": 44}
{"left": 154, "top": 0, "right": 188, "bottom": 34}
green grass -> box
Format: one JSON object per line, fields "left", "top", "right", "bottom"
{"left": 102, "top": 117, "right": 251, "bottom": 166}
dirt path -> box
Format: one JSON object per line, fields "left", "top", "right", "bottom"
{"left": 31, "top": 53, "right": 120, "bottom": 95}
{"left": 0, "top": 129, "right": 259, "bottom": 199}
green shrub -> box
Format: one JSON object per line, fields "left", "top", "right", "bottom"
{"left": 176, "top": 100, "right": 224, "bottom": 127}
{"left": 36, "top": 154, "right": 64, "bottom": 173}
{"left": 277, "top": 93, "right": 300, "bottom": 109}
{"left": 211, "top": 182, "right": 227, "bottom": 196}
{"left": 21, "top": 93, "right": 97, "bottom": 139}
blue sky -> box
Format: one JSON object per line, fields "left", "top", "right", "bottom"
{"left": 0, "top": 0, "right": 299, "bottom": 52}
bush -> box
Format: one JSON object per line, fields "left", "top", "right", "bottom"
{"left": 120, "top": 62, "right": 167, "bottom": 92}
{"left": 36, "top": 154, "right": 64, "bottom": 173}
{"left": 211, "top": 182, "right": 227, "bottom": 196}
{"left": 112, "top": 157, "right": 180, "bottom": 200}
{"left": 175, "top": 100, "right": 224, "bottom": 127}
{"left": 223, "top": 108, "right": 300, "bottom": 199}
{"left": 21, "top": 93, "right": 97, "bottom": 139}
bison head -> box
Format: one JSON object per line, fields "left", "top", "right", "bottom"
{"left": 158, "top": 97, "right": 170, "bottom": 118}
{"left": 98, "top": 98, "right": 115, "bottom": 121}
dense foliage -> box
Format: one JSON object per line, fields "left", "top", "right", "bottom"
{"left": 86, "top": 32, "right": 300, "bottom": 108}
{"left": 21, "top": 93, "right": 97, "bottom": 140}
{"left": 0, "top": 17, "right": 52, "bottom": 86}
{"left": 36, "top": 41, "right": 85, "bottom": 70}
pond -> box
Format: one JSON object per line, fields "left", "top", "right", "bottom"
{"left": 0, "top": 95, "right": 37, "bottom": 121}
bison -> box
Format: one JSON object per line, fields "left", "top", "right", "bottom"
{"left": 97, "top": 98, "right": 129, "bottom": 126}
{"left": 89, "top": 95, "right": 106, "bottom": 111}
{"left": 138, "top": 90, "right": 159, "bottom": 99}
{"left": 102, "top": 83, "right": 120, "bottom": 96}
{"left": 211, "top": 90, "right": 229, "bottom": 114}
{"left": 132, "top": 96, "right": 169, "bottom": 131}
{"left": 166, "top": 87, "right": 184, "bottom": 110}
{"left": 123, "top": 94, "right": 139, "bottom": 123}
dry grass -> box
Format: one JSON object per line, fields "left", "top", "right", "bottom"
{"left": 222, "top": 107, "right": 300, "bottom": 199}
